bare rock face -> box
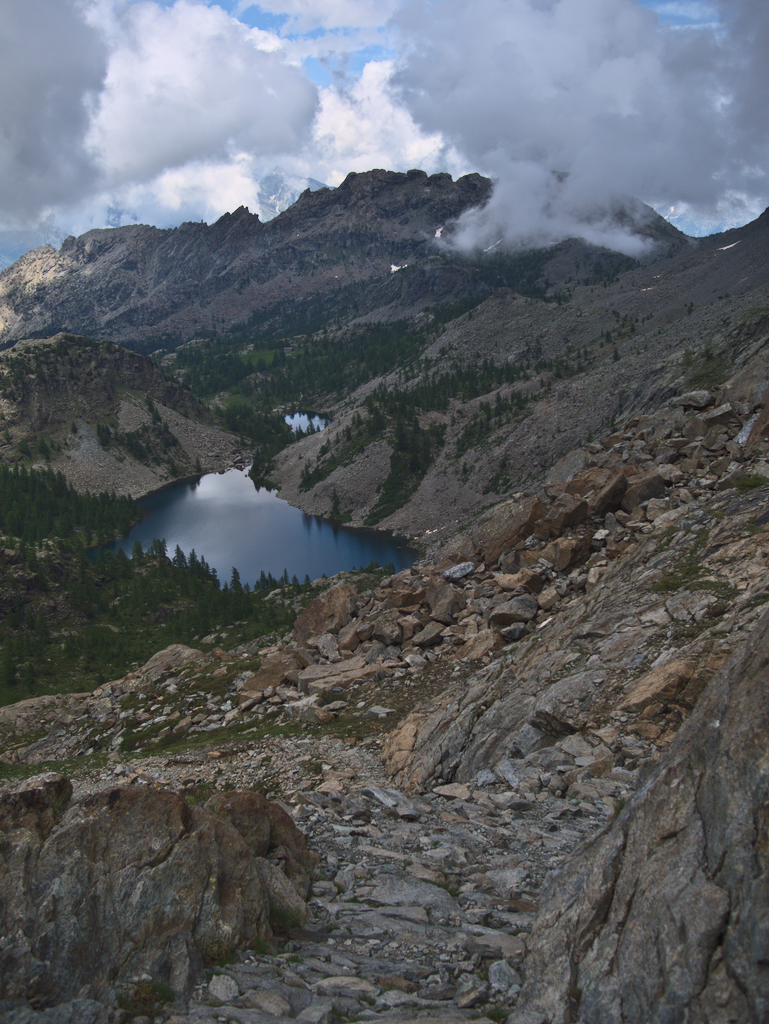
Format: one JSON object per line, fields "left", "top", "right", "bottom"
{"left": 0, "top": 778, "right": 313, "bottom": 1009}
{"left": 0, "top": 170, "right": 492, "bottom": 349}
{"left": 517, "top": 607, "right": 769, "bottom": 1024}
{"left": 472, "top": 496, "right": 546, "bottom": 567}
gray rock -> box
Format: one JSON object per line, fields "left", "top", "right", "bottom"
{"left": 296, "top": 1002, "right": 334, "bottom": 1024}
{"left": 488, "top": 960, "right": 522, "bottom": 992}
{"left": 426, "top": 580, "right": 467, "bottom": 624}
{"left": 443, "top": 562, "right": 476, "bottom": 581}
{"left": 486, "top": 867, "right": 529, "bottom": 896}
{"left": 404, "top": 652, "right": 427, "bottom": 668}
{"left": 366, "top": 875, "right": 458, "bottom": 913}
{"left": 209, "top": 974, "right": 240, "bottom": 1002}
{"left": 312, "top": 976, "right": 379, "bottom": 999}
{"left": 489, "top": 595, "right": 539, "bottom": 627}
{"left": 372, "top": 609, "right": 403, "bottom": 646}
{"left": 517, "top": 607, "right": 769, "bottom": 1024}
{"left": 5, "top": 1000, "right": 110, "bottom": 1024}
{"left": 361, "top": 785, "right": 422, "bottom": 820}
{"left": 365, "top": 705, "right": 396, "bottom": 718}
{"left": 500, "top": 623, "right": 529, "bottom": 642}
{"left": 412, "top": 622, "right": 446, "bottom": 647}
{"left": 0, "top": 786, "right": 310, "bottom": 1005}
{"left": 495, "top": 759, "right": 524, "bottom": 788}
{"left": 672, "top": 390, "right": 712, "bottom": 409}
{"left": 454, "top": 975, "right": 489, "bottom": 1008}
{"left": 530, "top": 672, "right": 606, "bottom": 734}
{"left": 241, "top": 988, "right": 293, "bottom": 1016}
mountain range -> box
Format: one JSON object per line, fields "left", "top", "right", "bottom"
{"left": 0, "top": 169, "right": 696, "bottom": 353}
{"left": 0, "top": 168, "right": 327, "bottom": 273}
{"left": 1, "top": 170, "right": 768, "bottom": 543}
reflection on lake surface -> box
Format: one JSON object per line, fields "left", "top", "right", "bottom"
{"left": 285, "top": 412, "right": 329, "bottom": 434}
{"left": 99, "top": 468, "right": 415, "bottom": 585}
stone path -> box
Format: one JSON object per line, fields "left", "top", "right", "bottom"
{"left": 108, "top": 732, "right": 635, "bottom": 1024}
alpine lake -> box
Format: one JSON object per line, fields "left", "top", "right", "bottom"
{"left": 95, "top": 414, "right": 417, "bottom": 585}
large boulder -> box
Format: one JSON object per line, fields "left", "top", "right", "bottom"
{"left": 0, "top": 779, "right": 312, "bottom": 1009}
{"left": 472, "top": 496, "right": 546, "bottom": 566}
{"left": 241, "top": 650, "right": 302, "bottom": 692}
{"left": 588, "top": 469, "right": 629, "bottom": 518}
{"left": 292, "top": 584, "right": 358, "bottom": 644}
{"left": 517, "top": 607, "right": 769, "bottom": 1024}
{"left": 489, "top": 595, "right": 539, "bottom": 628}
{"left": 622, "top": 470, "right": 667, "bottom": 512}
{"left": 532, "top": 492, "right": 588, "bottom": 540}
{"left": 297, "top": 654, "right": 380, "bottom": 693}
{"left": 425, "top": 578, "right": 466, "bottom": 624}
{"left": 745, "top": 391, "right": 769, "bottom": 456}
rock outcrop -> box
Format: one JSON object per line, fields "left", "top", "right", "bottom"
{"left": 0, "top": 335, "right": 249, "bottom": 498}
{"left": 0, "top": 775, "right": 314, "bottom": 1009}
{"left": 516, "top": 605, "right": 769, "bottom": 1024}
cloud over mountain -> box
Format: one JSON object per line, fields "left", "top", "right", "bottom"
{"left": 0, "top": 0, "right": 107, "bottom": 224}
{"left": 390, "top": 0, "right": 769, "bottom": 249}
{"left": 0, "top": 1, "right": 766, "bottom": 243}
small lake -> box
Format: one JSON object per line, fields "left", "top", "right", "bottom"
{"left": 285, "top": 412, "right": 329, "bottom": 433}
{"left": 98, "top": 468, "right": 416, "bottom": 586}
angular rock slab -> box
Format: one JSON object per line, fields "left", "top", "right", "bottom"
{"left": 518, "top": 607, "right": 769, "bottom": 1024}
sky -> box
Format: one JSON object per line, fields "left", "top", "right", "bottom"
{"left": 0, "top": 0, "right": 767, "bottom": 250}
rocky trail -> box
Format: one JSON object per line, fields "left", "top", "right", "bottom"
{"left": 2, "top": 380, "right": 769, "bottom": 1024}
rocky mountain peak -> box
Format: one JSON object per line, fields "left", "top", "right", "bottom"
{"left": 0, "top": 169, "right": 493, "bottom": 350}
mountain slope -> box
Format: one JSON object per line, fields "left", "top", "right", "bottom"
{"left": 0, "top": 334, "right": 247, "bottom": 497}
{"left": 0, "top": 171, "right": 697, "bottom": 353}
{"left": 234, "top": 203, "right": 769, "bottom": 540}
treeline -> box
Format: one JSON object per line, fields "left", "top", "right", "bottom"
{"left": 0, "top": 538, "right": 303, "bottom": 705}
{"left": 0, "top": 464, "right": 140, "bottom": 544}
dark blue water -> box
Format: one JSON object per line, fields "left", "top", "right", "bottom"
{"left": 98, "top": 468, "right": 416, "bottom": 586}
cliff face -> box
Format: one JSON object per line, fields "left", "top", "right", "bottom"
{"left": 518, "top": 606, "right": 769, "bottom": 1024}
{"left": 0, "top": 170, "right": 493, "bottom": 350}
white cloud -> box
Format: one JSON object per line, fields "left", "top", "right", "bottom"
{"left": 308, "top": 60, "right": 467, "bottom": 184}
{"left": 390, "top": 0, "right": 769, "bottom": 246}
{"left": 86, "top": 0, "right": 318, "bottom": 186}
{"left": 3, "top": 0, "right": 768, "bottom": 243}
{"left": 0, "top": 0, "right": 107, "bottom": 225}
{"left": 62, "top": 153, "right": 267, "bottom": 235}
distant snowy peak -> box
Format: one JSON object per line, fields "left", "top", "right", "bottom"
{"left": 257, "top": 167, "right": 329, "bottom": 221}
{"left": 658, "top": 203, "right": 748, "bottom": 239}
